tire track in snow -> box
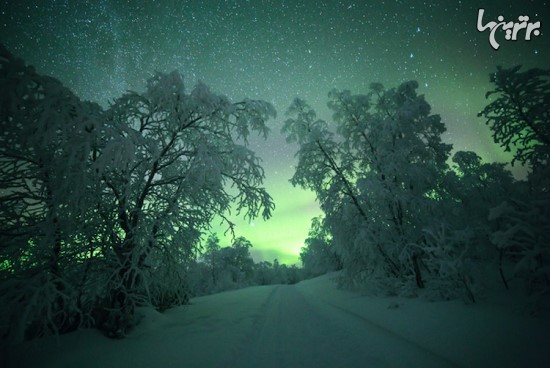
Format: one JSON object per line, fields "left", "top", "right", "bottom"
{"left": 320, "top": 301, "right": 462, "bottom": 368}
{"left": 221, "top": 285, "right": 281, "bottom": 368}
{"left": 223, "top": 285, "right": 396, "bottom": 368}
{"left": 223, "top": 282, "right": 465, "bottom": 368}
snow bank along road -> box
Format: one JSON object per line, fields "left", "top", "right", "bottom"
{"left": 6, "top": 273, "right": 550, "bottom": 368}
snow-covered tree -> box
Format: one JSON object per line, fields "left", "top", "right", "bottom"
{"left": 331, "top": 82, "right": 452, "bottom": 290}
{"left": 203, "top": 233, "right": 222, "bottom": 285}
{"left": 228, "top": 236, "right": 255, "bottom": 282}
{"left": 300, "top": 216, "right": 341, "bottom": 277}
{"left": 284, "top": 81, "right": 453, "bottom": 294}
{"left": 281, "top": 97, "right": 398, "bottom": 279}
{"left": 0, "top": 45, "right": 276, "bottom": 340}
{"left": 432, "top": 151, "right": 521, "bottom": 297}
{"left": 253, "top": 261, "right": 275, "bottom": 285}
{"left": 0, "top": 45, "right": 105, "bottom": 341}
{"left": 444, "top": 151, "right": 515, "bottom": 254}
{"left": 478, "top": 65, "right": 550, "bottom": 168}
{"left": 479, "top": 66, "right": 550, "bottom": 309}
{"left": 91, "top": 70, "right": 275, "bottom": 335}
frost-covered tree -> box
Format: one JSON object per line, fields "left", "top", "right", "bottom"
{"left": 479, "top": 66, "right": 550, "bottom": 307}
{"left": 254, "top": 261, "right": 275, "bottom": 285}
{"left": 284, "top": 81, "right": 452, "bottom": 293}
{"left": 0, "top": 45, "right": 103, "bottom": 341}
{"left": 91, "top": 70, "right": 275, "bottom": 335}
{"left": 444, "top": 151, "right": 515, "bottom": 252}
{"left": 0, "top": 45, "right": 276, "bottom": 340}
{"left": 435, "top": 151, "right": 520, "bottom": 297}
{"left": 228, "top": 236, "right": 255, "bottom": 282}
{"left": 329, "top": 82, "right": 452, "bottom": 290}
{"left": 209, "top": 238, "right": 254, "bottom": 289}
{"left": 479, "top": 66, "right": 550, "bottom": 308}
{"left": 281, "top": 97, "right": 399, "bottom": 279}
{"left": 300, "top": 216, "right": 341, "bottom": 277}
{"left": 188, "top": 235, "right": 302, "bottom": 293}
{"left": 203, "top": 233, "right": 222, "bottom": 285}
{"left": 478, "top": 65, "right": 550, "bottom": 168}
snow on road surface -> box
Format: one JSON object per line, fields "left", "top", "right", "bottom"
{"left": 5, "top": 273, "right": 550, "bottom": 368}
{"left": 224, "top": 285, "right": 456, "bottom": 368}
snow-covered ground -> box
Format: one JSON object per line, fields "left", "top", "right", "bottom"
{"left": 4, "top": 273, "right": 550, "bottom": 368}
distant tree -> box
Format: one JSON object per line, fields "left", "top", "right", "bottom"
{"left": 186, "top": 259, "right": 214, "bottom": 296}
{"left": 284, "top": 265, "right": 302, "bottom": 284}
{"left": 212, "top": 237, "right": 253, "bottom": 288}
{"left": 270, "top": 258, "right": 282, "bottom": 284}
{"left": 195, "top": 235, "right": 256, "bottom": 292}
{"left": 300, "top": 217, "right": 341, "bottom": 277}
{"left": 253, "top": 261, "right": 274, "bottom": 285}
{"left": 230, "top": 236, "right": 255, "bottom": 282}
{"left": 203, "top": 233, "right": 222, "bottom": 285}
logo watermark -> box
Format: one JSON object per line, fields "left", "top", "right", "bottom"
{"left": 477, "top": 9, "right": 541, "bottom": 50}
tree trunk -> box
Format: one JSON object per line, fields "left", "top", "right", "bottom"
{"left": 412, "top": 253, "right": 424, "bottom": 289}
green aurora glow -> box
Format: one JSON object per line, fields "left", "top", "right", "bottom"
{"left": 2, "top": 0, "right": 547, "bottom": 264}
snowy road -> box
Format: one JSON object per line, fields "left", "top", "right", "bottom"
{"left": 7, "top": 273, "right": 550, "bottom": 368}
{"left": 224, "top": 285, "right": 458, "bottom": 368}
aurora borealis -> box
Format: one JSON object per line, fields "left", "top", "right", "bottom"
{"left": 1, "top": 0, "right": 548, "bottom": 264}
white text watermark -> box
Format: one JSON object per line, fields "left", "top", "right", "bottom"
{"left": 477, "top": 9, "right": 541, "bottom": 50}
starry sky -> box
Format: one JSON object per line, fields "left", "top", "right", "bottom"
{"left": 1, "top": 0, "right": 548, "bottom": 264}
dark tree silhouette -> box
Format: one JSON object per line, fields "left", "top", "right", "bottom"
{"left": 478, "top": 65, "right": 550, "bottom": 167}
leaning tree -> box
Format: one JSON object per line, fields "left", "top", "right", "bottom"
{"left": 284, "top": 81, "right": 453, "bottom": 293}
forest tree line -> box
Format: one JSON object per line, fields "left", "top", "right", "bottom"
{"left": 1, "top": 44, "right": 548, "bottom": 343}
{"left": 189, "top": 234, "right": 302, "bottom": 298}
{"left": 295, "top": 66, "right": 549, "bottom": 308}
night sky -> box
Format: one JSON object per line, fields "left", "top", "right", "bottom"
{"left": 1, "top": 0, "right": 548, "bottom": 264}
